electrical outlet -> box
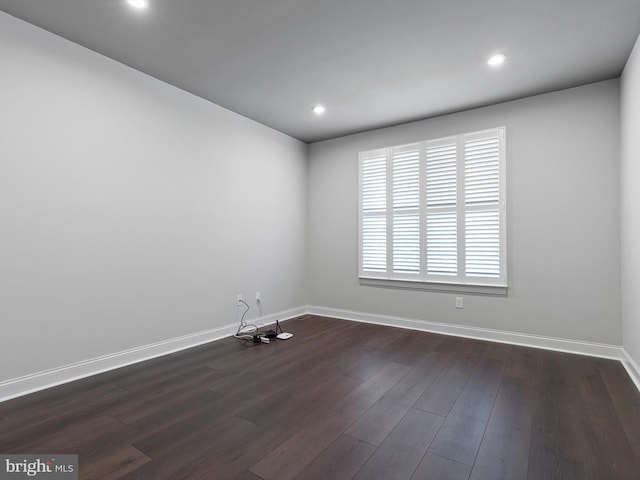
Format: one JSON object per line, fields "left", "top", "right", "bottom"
{"left": 455, "top": 296, "right": 464, "bottom": 309}
{"left": 256, "top": 291, "right": 261, "bottom": 301}
{"left": 236, "top": 294, "right": 243, "bottom": 306}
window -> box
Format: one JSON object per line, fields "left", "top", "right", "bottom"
{"left": 359, "top": 127, "right": 506, "bottom": 291}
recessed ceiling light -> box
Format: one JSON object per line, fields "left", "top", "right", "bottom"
{"left": 487, "top": 53, "right": 506, "bottom": 67}
{"left": 312, "top": 105, "right": 326, "bottom": 115}
{"left": 127, "top": 0, "right": 149, "bottom": 9}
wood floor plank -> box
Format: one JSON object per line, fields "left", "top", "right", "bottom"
{"left": 1, "top": 411, "right": 132, "bottom": 454}
{"left": 428, "top": 353, "right": 507, "bottom": 465}
{"left": 346, "top": 350, "right": 450, "bottom": 445}
{"left": 184, "top": 418, "right": 308, "bottom": 480}
{"left": 352, "top": 408, "right": 444, "bottom": 480}
{"left": 412, "top": 362, "right": 472, "bottom": 417}
{"left": 237, "top": 373, "right": 361, "bottom": 428}
{"left": 109, "top": 370, "right": 224, "bottom": 425}
{"left": 541, "top": 354, "right": 631, "bottom": 480}
{"left": 598, "top": 360, "right": 640, "bottom": 461}
{"left": 0, "top": 381, "right": 129, "bottom": 433}
{"left": 233, "top": 472, "right": 263, "bottom": 480}
{"left": 503, "top": 345, "right": 539, "bottom": 380}
{"left": 566, "top": 355, "right": 640, "bottom": 479}
{"left": 124, "top": 389, "right": 225, "bottom": 442}
{"left": 123, "top": 415, "right": 259, "bottom": 480}
{"left": 413, "top": 339, "right": 488, "bottom": 416}
{"left": 249, "top": 361, "right": 411, "bottom": 480}
{"left": 380, "top": 330, "right": 445, "bottom": 367}
{"left": 338, "top": 344, "right": 396, "bottom": 381}
{"left": 80, "top": 445, "right": 151, "bottom": 480}
{"left": 468, "top": 376, "right": 533, "bottom": 480}
{"left": 363, "top": 324, "right": 407, "bottom": 348}
{"left": 411, "top": 452, "right": 471, "bottom": 480}
{"left": 208, "top": 323, "right": 365, "bottom": 396}
{"left": 527, "top": 351, "right": 587, "bottom": 480}
{"left": 344, "top": 401, "right": 409, "bottom": 447}
{"left": 166, "top": 423, "right": 291, "bottom": 480}
{"left": 292, "top": 434, "right": 376, "bottom": 480}
{"left": 130, "top": 396, "right": 239, "bottom": 458}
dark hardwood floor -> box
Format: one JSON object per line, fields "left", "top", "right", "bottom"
{"left": 1, "top": 315, "right": 640, "bottom": 479}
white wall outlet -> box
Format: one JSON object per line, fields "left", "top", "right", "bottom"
{"left": 455, "top": 296, "right": 464, "bottom": 309}
{"left": 236, "top": 294, "right": 243, "bottom": 306}
{"left": 256, "top": 291, "right": 261, "bottom": 301}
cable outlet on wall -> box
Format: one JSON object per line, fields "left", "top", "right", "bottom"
{"left": 256, "top": 291, "right": 261, "bottom": 301}
{"left": 236, "top": 294, "right": 243, "bottom": 306}
{"left": 455, "top": 296, "right": 464, "bottom": 309}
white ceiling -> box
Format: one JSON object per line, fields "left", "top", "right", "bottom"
{"left": 1, "top": 0, "right": 639, "bottom": 143}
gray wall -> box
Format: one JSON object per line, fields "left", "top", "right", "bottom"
{"left": 0, "top": 12, "right": 308, "bottom": 382}
{"left": 622, "top": 34, "right": 640, "bottom": 366}
{"left": 308, "top": 80, "right": 621, "bottom": 345}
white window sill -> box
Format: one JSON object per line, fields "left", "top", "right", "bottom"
{"left": 359, "top": 277, "right": 507, "bottom": 296}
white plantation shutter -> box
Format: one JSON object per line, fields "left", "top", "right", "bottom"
{"left": 465, "top": 210, "right": 500, "bottom": 277}
{"left": 426, "top": 212, "right": 458, "bottom": 276}
{"left": 359, "top": 127, "right": 506, "bottom": 287}
{"left": 425, "top": 139, "right": 458, "bottom": 277}
{"left": 362, "top": 216, "right": 387, "bottom": 272}
{"left": 360, "top": 149, "right": 387, "bottom": 273}
{"left": 392, "top": 145, "right": 420, "bottom": 274}
{"left": 464, "top": 131, "right": 502, "bottom": 278}
{"left": 393, "top": 214, "right": 420, "bottom": 273}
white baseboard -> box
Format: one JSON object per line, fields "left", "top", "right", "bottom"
{"left": 0, "top": 306, "right": 306, "bottom": 403}
{"left": 621, "top": 349, "right": 640, "bottom": 393}
{"left": 308, "top": 306, "right": 625, "bottom": 361}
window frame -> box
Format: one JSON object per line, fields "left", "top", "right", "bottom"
{"left": 358, "top": 127, "right": 507, "bottom": 295}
